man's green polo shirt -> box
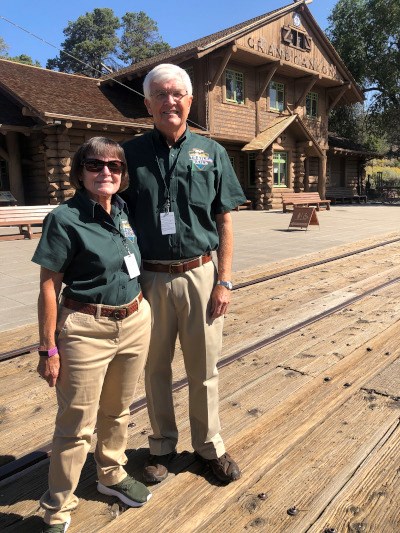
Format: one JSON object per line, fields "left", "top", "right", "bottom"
{"left": 122, "top": 128, "right": 246, "bottom": 260}
{"left": 32, "top": 189, "right": 141, "bottom": 305}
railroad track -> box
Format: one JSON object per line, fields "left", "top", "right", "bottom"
{"left": 1, "top": 247, "right": 399, "bottom": 484}
{"left": 1, "top": 236, "right": 400, "bottom": 363}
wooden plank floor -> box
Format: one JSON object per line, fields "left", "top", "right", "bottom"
{"left": 0, "top": 232, "right": 399, "bottom": 532}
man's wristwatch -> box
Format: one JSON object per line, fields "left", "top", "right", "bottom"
{"left": 38, "top": 347, "right": 59, "bottom": 357}
{"left": 216, "top": 280, "right": 233, "bottom": 290}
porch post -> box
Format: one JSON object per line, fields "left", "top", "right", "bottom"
{"left": 6, "top": 132, "right": 25, "bottom": 204}
{"left": 318, "top": 151, "right": 327, "bottom": 198}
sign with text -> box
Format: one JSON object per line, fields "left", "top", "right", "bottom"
{"left": 288, "top": 207, "right": 319, "bottom": 231}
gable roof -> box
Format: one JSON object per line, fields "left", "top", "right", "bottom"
{"left": 102, "top": 1, "right": 299, "bottom": 82}
{"left": 0, "top": 59, "right": 150, "bottom": 129}
{"left": 102, "top": 0, "right": 363, "bottom": 104}
{"left": 242, "top": 114, "right": 324, "bottom": 157}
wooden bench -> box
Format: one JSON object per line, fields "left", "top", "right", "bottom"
{"left": 234, "top": 199, "right": 253, "bottom": 211}
{"left": 280, "top": 191, "right": 331, "bottom": 212}
{"left": 0, "top": 205, "right": 56, "bottom": 241}
{"left": 326, "top": 187, "right": 367, "bottom": 204}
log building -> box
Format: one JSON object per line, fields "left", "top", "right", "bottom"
{"left": 0, "top": 0, "right": 373, "bottom": 208}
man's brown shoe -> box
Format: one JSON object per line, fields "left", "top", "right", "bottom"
{"left": 205, "top": 452, "right": 241, "bottom": 484}
{"left": 142, "top": 452, "right": 176, "bottom": 483}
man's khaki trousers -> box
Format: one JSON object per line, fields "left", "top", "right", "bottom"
{"left": 140, "top": 260, "right": 226, "bottom": 460}
{"left": 40, "top": 297, "right": 150, "bottom": 525}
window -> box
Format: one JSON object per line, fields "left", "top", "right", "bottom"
{"left": 273, "top": 152, "right": 288, "bottom": 187}
{"left": 225, "top": 69, "right": 244, "bottom": 105}
{"left": 270, "top": 81, "right": 285, "bottom": 112}
{"left": 0, "top": 159, "right": 9, "bottom": 190}
{"left": 248, "top": 153, "right": 256, "bottom": 186}
{"left": 306, "top": 92, "right": 318, "bottom": 118}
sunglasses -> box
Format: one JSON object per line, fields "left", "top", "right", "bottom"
{"left": 82, "top": 159, "right": 125, "bottom": 173}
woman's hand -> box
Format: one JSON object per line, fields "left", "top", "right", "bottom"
{"left": 37, "top": 267, "right": 64, "bottom": 387}
{"left": 37, "top": 354, "right": 60, "bottom": 387}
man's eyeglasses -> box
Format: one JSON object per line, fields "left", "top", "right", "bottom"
{"left": 150, "top": 90, "right": 188, "bottom": 102}
{"left": 82, "top": 159, "right": 125, "bottom": 174}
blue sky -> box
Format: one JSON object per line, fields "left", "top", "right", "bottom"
{"left": 0, "top": 0, "right": 337, "bottom": 67}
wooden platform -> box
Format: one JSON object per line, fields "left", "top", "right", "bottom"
{"left": 1, "top": 233, "right": 400, "bottom": 532}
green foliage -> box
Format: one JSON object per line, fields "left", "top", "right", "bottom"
{"left": 46, "top": 8, "right": 170, "bottom": 76}
{"left": 46, "top": 8, "right": 120, "bottom": 77}
{"left": 327, "top": 0, "right": 400, "bottom": 153}
{"left": 0, "top": 36, "right": 9, "bottom": 55}
{"left": 118, "top": 12, "right": 170, "bottom": 64}
{"left": 0, "top": 37, "right": 40, "bottom": 66}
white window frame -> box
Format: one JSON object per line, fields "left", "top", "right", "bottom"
{"left": 225, "top": 69, "right": 245, "bottom": 105}
{"left": 270, "top": 81, "right": 285, "bottom": 112}
{"left": 306, "top": 92, "right": 318, "bottom": 118}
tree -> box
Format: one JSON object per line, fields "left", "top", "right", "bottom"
{"left": 0, "top": 36, "right": 9, "bottom": 56}
{"left": 46, "top": 9, "right": 170, "bottom": 76}
{"left": 118, "top": 12, "right": 170, "bottom": 64}
{"left": 0, "top": 37, "right": 40, "bottom": 66}
{"left": 46, "top": 8, "right": 120, "bottom": 77}
{"left": 327, "top": 0, "right": 400, "bottom": 152}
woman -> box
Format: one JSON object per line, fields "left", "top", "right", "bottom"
{"left": 33, "top": 137, "right": 152, "bottom": 533}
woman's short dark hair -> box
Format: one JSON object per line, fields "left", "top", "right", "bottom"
{"left": 69, "top": 137, "right": 129, "bottom": 192}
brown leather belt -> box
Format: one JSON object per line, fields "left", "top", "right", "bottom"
{"left": 63, "top": 292, "right": 143, "bottom": 320}
{"left": 142, "top": 253, "right": 212, "bottom": 274}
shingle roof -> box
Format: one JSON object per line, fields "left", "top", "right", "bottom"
{"left": 102, "top": 2, "right": 294, "bottom": 82}
{"left": 0, "top": 59, "right": 149, "bottom": 125}
{"left": 243, "top": 114, "right": 323, "bottom": 157}
{"left": 328, "top": 133, "right": 382, "bottom": 157}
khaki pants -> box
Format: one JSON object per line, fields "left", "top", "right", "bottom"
{"left": 140, "top": 260, "right": 226, "bottom": 460}
{"left": 40, "top": 296, "right": 151, "bottom": 525}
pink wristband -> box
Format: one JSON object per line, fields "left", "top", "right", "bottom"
{"left": 38, "top": 346, "right": 59, "bottom": 357}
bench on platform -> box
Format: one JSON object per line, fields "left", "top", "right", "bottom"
{"left": 0, "top": 205, "right": 56, "bottom": 241}
{"left": 280, "top": 191, "right": 331, "bottom": 213}
{"left": 326, "top": 187, "right": 367, "bottom": 204}
{"left": 234, "top": 199, "right": 253, "bottom": 211}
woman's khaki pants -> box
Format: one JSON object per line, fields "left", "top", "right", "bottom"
{"left": 40, "top": 297, "right": 150, "bottom": 526}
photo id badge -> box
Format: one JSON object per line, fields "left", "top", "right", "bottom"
{"left": 124, "top": 254, "right": 140, "bottom": 279}
{"left": 160, "top": 211, "right": 176, "bottom": 235}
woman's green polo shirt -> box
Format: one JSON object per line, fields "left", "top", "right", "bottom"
{"left": 32, "top": 189, "right": 141, "bottom": 305}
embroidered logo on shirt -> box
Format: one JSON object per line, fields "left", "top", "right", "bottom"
{"left": 189, "top": 148, "right": 213, "bottom": 170}
{"left": 121, "top": 220, "right": 135, "bottom": 242}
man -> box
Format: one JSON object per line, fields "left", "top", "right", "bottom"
{"left": 122, "top": 63, "right": 246, "bottom": 484}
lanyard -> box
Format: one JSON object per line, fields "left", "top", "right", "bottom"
{"left": 151, "top": 136, "right": 184, "bottom": 213}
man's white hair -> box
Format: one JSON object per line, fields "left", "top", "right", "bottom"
{"left": 143, "top": 64, "right": 193, "bottom": 99}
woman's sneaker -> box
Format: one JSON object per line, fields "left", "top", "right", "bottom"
{"left": 97, "top": 475, "right": 152, "bottom": 507}
{"left": 41, "top": 517, "right": 70, "bottom": 532}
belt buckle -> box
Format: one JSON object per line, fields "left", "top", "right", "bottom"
{"left": 112, "top": 307, "right": 127, "bottom": 320}
{"left": 169, "top": 261, "right": 182, "bottom": 274}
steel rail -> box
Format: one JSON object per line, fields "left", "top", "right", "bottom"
{"left": 1, "top": 274, "right": 399, "bottom": 484}
{"left": 1, "top": 236, "right": 400, "bottom": 363}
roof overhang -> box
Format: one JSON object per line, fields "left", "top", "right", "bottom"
{"left": 242, "top": 114, "right": 324, "bottom": 157}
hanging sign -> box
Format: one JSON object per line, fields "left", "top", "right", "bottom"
{"left": 288, "top": 206, "right": 319, "bottom": 230}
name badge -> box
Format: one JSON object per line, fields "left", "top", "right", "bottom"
{"left": 160, "top": 212, "right": 176, "bottom": 235}
{"left": 124, "top": 254, "right": 140, "bottom": 279}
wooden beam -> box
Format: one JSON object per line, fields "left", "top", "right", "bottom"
{"left": 326, "top": 84, "right": 352, "bottom": 113}
{"left": 209, "top": 44, "right": 237, "bottom": 91}
{"left": 21, "top": 107, "right": 36, "bottom": 117}
{"left": 295, "top": 76, "right": 318, "bottom": 108}
{"left": 256, "top": 63, "right": 279, "bottom": 101}
{"left": 0, "top": 147, "right": 9, "bottom": 161}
